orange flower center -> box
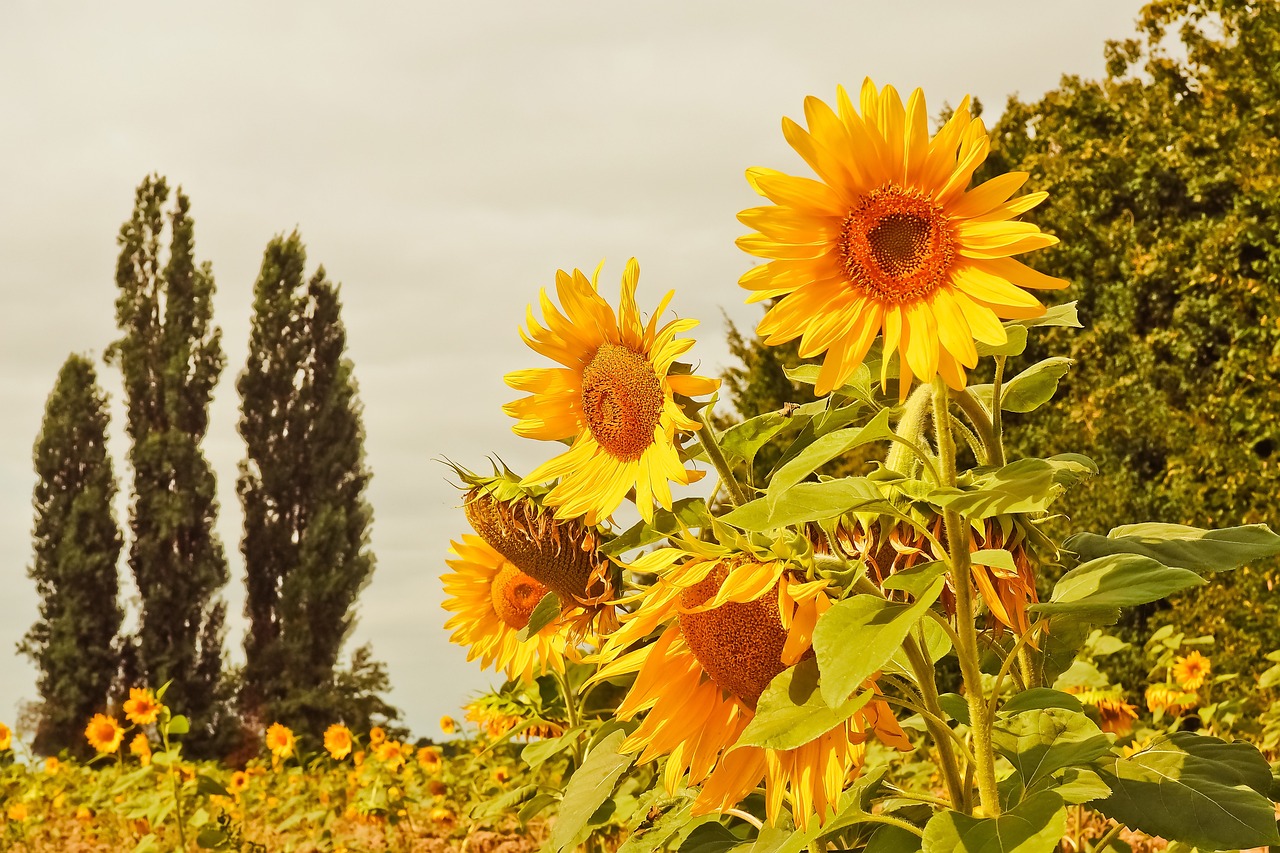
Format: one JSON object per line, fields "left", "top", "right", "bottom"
{"left": 838, "top": 185, "right": 957, "bottom": 303}
{"left": 580, "top": 344, "right": 664, "bottom": 461}
{"left": 677, "top": 563, "right": 790, "bottom": 711}
{"left": 490, "top": 562, "right": 550, "bottom": 630}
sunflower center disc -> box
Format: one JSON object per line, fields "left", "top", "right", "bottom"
{"left": 581, "top": 343, "right": 664, "bottom": 461}
{"left": 677, "top": 563, "right": 789, "bottom": 711}
{"left": 838, "top": 185, "right": 957, "bottom": 303}
{"left": 490, "top": 561, "right": 550, "bottom": 630}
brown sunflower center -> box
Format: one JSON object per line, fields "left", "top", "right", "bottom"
{"left": 490, "top": 562, "right": 550, "bottom": 630}
{"left": 838, "top": 185, "right": 957, "bottom": 303}
{"left": 677, "top": 563, "right": 790, "bottom": 711}
{"left": 580, "top": 343, "right": 664, "bottom": 461}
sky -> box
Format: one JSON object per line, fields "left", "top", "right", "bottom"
{"left": 0, "top": 0, "right": 1150, "bottom": 743}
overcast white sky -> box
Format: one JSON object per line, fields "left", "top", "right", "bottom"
{"left": 0, "top": 1, "right": 1149, "bottom": 743}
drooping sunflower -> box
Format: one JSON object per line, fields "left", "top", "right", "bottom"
{"left": 442, "top": 535, "right": 572, "bottom": 681}
{"left": 1172, "top": 650, "right": 1211, "bottom": 690}
{"left": 738, "top": 79, "right": 1067, "bottom": 397}
{"left": 505, "top": 259, "right": 719, "bottom": 524}
{"left": 324, "top": 724, "right": 354, "bottom": 760}
{"left": 84, "top": 714, "right": 125, "bottom": 754}
{"left": 594, "top": 546, "right": 911, "bottom": 830}
{"left": 123, "top": 687, "right": 162, "bottom": 726}
{"left": 129, "top": 732, "right": 152, "bottom": 766}
{"left": 1145, "top": 682, "right": 1197, "bottom": 718}
{"left": 1068, "top": 688, "right": 1138, "bottom": 737}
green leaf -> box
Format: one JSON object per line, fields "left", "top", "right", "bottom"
{"left": 1094, "top": 732, "right": 1280, "bottom": 850}
{"left": 195, "top": 774, "right": 229, "bottom": 797}
{"left": 516, "top": 592, "right": 562, "bottom": 642}
{"left": 679, "top": 823, "right": 742, "bottom": 853}
{"left": 999, "top": 358, "right": 1072, "bottom": 413}
{"left": 938, "top": 693, "right": 970, "bottom": 725}
{"left": 992, "top": 708, "right": 1113, "bottom": 788}
{"left": 710, "top": 401, "right": 825, "bottom": 466}
{"left": 999, "top": 688, "right": 1084, "bottom": 716}
{"left": 167, "top": 715, "right": 190, "bottom": 736}
{"left": 1063, "top": 523, "right": 1280, "bottom": 576}
{"left": 974, "top": 324, "right": 1029, "bottom": 357}
{"left": 550, "top": 729, "right": 635, "bottom": 852}
{"left": 970, "top": 549, "right": 1018, "bottom": 573}
{"left": 767, "top": 410, "right": 895, "bottom": 510}
{"left": 922, "top": 791, "right": 1066, "bottom": 853}
{"left": 928, "top": 455, "right": 1096, "bottom": 519}
{"left": 195, "top": 829, "right": 229, "bottom": 850}
{"left": 772, "top": 770, "right": 888, "bottom": 853}
{"left": 881, "top": 561, "right": 949, "bottom": 597}
{"left": 603, "top": 499, "right": 713, "bottom": 557}
{"left": 1031, "top": 554, "right": 1206, "bottom": 619}
{"left": 737, "top": 658, "right": 872, "bottom": 751}
{"left": 1051, "top": 767, "right": 1111, "bottom": 805}
{"left": 784, "top": 363, "right": 876, "bottom": 404}
{"left": 720, "top": 478, "right": 890, "bottom": 531}
{"left": 1016, "top": 302, "right": 1081, "bottom": 329}
{"left": 865, "top": 825, "right": 926, "bottom": 853}
{"left": 521, "top": 725, "right": 586, "bottom": 768}
{"left": 517, "top": 793, "right": 558, "bottom": 824}
{"left": 814, "top": 582, "right": 945, "bottom": 709}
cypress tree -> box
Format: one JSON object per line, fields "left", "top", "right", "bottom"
{"left": 238, "top": 232, "right": 383, "bottom": 737}
{"left": 107, "top": 175, "right": 228, "bottom": 748}
{"left": 21, "top": 355, "right": 123, "bottom": 756}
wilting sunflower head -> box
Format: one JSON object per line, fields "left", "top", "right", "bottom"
{"left": 739, "top": 78, "right": 1067, "bottom": 398}
{"left": 504, "top": 259, "right": 719, "bottom": 524}
{"left": 1145, "top": 682, "right": 1197, "bottom": 718}
{"left": 442, "top": 534, "right": 572, "bottom": 681}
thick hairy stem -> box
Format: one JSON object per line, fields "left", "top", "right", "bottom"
{"left": 885, "top": 382, "right": 936, "bottom": 475}
{"left": 952, "top": 390, "right": 997, "bottom": 466}
{"left": 933, "top": 378, "right": 1001, "bottom": 816}
{"left": 696, "top": 409, "right": 748, "bottom": 507}
{"left": 903, "top": 636, "right": 968, "bottom": 810}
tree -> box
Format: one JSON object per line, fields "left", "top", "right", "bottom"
{"left": 21, "top": 355, "right": 122, "bottom": 756}
{"left": 237, "top": 232, "right": 388, "bottom": 738}
{"left": 107, "top": 175, "right": 229, "bottom": 751}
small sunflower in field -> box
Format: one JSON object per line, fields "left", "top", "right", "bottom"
{"left": 129, "top": 732, "right": 151, "bottom": 766}
{"left": 1145, "top": 682, "right": 1198, "bottom": 718}
{"left": 369, "top": 725, "right": 386, "bottom": 746}
{"left": 123, "top": 687, "right": 162, "bottom": 726}
{"left": 442, "top": 534, "right": 574, "bottom": 681}
{"left": 43, "top": 757, "right": 59, "bottom": 776}
{"left": 440, "top": 716, "right": 458, "bottom": 735}
{"left": 738, "top": 79, "right": 1066, "bottom": 397}
{"left": 1070, "top": 688, "right": 1138, "bottom": 737}
{"left": 594, "top": 540, "right": 910, "bottom": 830}
{"left": 265, "top": 723, "right": 296, "bottom": 760}
{"left": 7, "top": 803, "right": 26, "bottom": 823}
{"left": 228, "top": 771, "right": 249, "bottom": 795}
{"left": 417, "top": 746, "right": 441, "bottom": 772}
{"left": 325, "top": 724, "right": 354, "bottom": 760}
{"left": 84, "top": 714, "right": 125, "bottom": 754}
{"left": 0, "top": 722, "right": 11, "bottom": 751}
{"left": 492, "top": 766, "right": 514, "bottom": 786}
{"left": 505, "top": 259, "right": 719, "bottom": 524}
{"left": 1172, "top": 650, "right": 1211, "bottom": 690}
{"left": 376, "top": 739, "right": 407, "bottom": 771}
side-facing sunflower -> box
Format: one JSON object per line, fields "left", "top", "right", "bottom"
{"left": 324, "top": 724, "right": 354, "bottom": 760}
{"left": 594, "top": 537, "right": 910, "bottom": 830}
{"left": 738, "top": 78, "right": 1067, "bottom": 397}
{"left": 442, "top": 534, "right": 573, "bottom": 681}
{"left": 504, "top": 259, "right": 719, "bottom": 524}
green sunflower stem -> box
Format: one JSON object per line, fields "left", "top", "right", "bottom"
{"left": 885, "top": 382, "right": 935, "bottom": 475}
{"left": 552, "top": 669, "right": 585, "bottom": 767}
{"left": 696, "top": 408, "right": 748, "bottom": 507}
{"left": 932, "top": 377, "right": 1001, "bottom": 817}
{"left": 902, "top": 635, "right": 967, "bottom": 811}
{"left": 989, "top": 356, "right": 1007, "bottom": 468}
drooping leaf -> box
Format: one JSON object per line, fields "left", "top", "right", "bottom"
{"left": 720, "top": 478, "right": 891, "bottom": 531}
{"left": 1063, "top": 523, "right": 1280, "bottom": 576}
{"left": 1030, "top": 554, "right": 1205, "bottom": 619}
{"left": 767, "top": 409, "right": 895, "bottom": 510}
{"left": 928, "top": 455, "right": 1096, "bottom": 519}
{"left": 1094, "top": 732, "right": 1280, "bottom": 850}
{"left": 992, "top": 708, "right": 1113, "bottom": 788}
{"left": 1015, "top": 302, "right": 1081, "bottom": 329}
{"left": 813, "top": 582, "right": 945, "bottom": 709}
{"left": 737, "top": 658, "right": 872, "bottom": 751}
{"left": 603, "top": 499, "right": 713, "bottom": 557}
{"left": 922, "top": 791, "right": 1066, "bottom": 853}
{"left": 521, "top": 725, "right": 586, "bottom": 768}
{"left": 999, "top": 358, "right": 1073, "bottom": 413}
{"left": 550, "top": 729, "right": 635, "bottom": 851}
{"left": 999, "top": 688, "right": 1084, "bottom": 716}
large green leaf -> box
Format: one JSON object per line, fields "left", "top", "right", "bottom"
{"left": 922, "top": 791, "right": 1066, "bottom": 853}
{"left": 928, "top": 455, "right": 1096, "bottom": 519}
{"left": 767, "top": 409, "right": 894, "bottom": 510}
{"left": 974, "top": 323, "right": 1029, "bottom": 357}
{"left": 1015, "top": 302, "right": 1081, "bottom": 329}
{"left": 999, "top": 688, "right": 1084, "bottom": 716}
{"left": 784, "top": 363, "right": 877, "bottom": 405}
{"left": 1094, "top": 732, "right": 1280, "bottom": 850}
{"left": 707, "top": 401, "right": 827, "bottom": 467}
{"left": 602, "top": 499, "right": 712, "bottom": 557}
{"left": 992, "top": 708, "right": 1113, "bottom": 788}
{"left": 550, "top": 729, "right": 635, "bottom": 852}
{"left": 737, "top": 658, "right": 871, "bottom": 751}
{"left": 999, "top": 358, "right": 1072, "bottom": 413}
{"left": 720, "top": 478, "right": 890, "bottom": 531}
{"left": 1063, "top": 523, "right": 1280, "bottom": 576}
{"left": 813, "top": 581, "right": 944, "bottom": 709}
{"left": 1030, "top": 554, "right": 1206, "bottom": 619}
{"left": 516, "top": 592, "right": 562, "bottom": 641}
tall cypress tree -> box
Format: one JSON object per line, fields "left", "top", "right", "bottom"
{"left": 238, "top": 232, "right": 381, "bottom": 737}
{"left": 21, "top": 355, "right": 122, "bottom": 756}
{"left": 107, "top": 175, "right": 228, "bottom": 747}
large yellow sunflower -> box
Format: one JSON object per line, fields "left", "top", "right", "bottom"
{"left": 738, "top": 79, "right": 1067, "bottom": 397}
{"left": 442, "top": 534, "right": 572, "bottom": 681}
{"left": 504, "top": 259, "right": 719, "bottom": 524}
{"left": 595, "top": 551, "right": 910, "bottom": 830}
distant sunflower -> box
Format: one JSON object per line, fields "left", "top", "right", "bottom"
{"left": 265, "top": 722, "right": 296, "bottom": 760}
{"left": 1145, "top": 683, "right": 1197, "bottom": 717}
{"left": 129, "top": 733, "right": 151, "bottom": 766}
{"left": 1069, "top": 688, "right": 1138, "bottom": 737}
{"left": 0, "top": 722, "right": 11, "bottom": 752}
{"left": 84, "top": 714, "right": 124, "bottom": 754}
{"left": 123, "top": 688, "right": 161, "bottom": 726}
{"left": 505, "top": 259, "right": 719, "bottom": 524}
{"left": 1172, "top": 651, "right": 1211, "bottom": 691}
{"left": 369, "top": 726, "right": 386, "bottom": 746}
{"left": 417, "top": 746, "right": 442, "bottom": 772}
{"left": 324, "top": 724, "right": 353, "bottom": 760}
{"left": 738, "top": 78, "right": 1066, "bottom": 397}
{"left": 595, "top": 550, "right": 910, "bottom": 830}
{"left": 442, "top": 534, "right": 572, "bottom": 681}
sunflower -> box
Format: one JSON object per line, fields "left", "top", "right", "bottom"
{"left": 440, "top": 716, "right": 458, "bottom": 735}
{"left": 504, "top": 259, "right": 719, "bottom": 524}
{"left": 228, "top": 771, "right": 250, "bottom": 795}
{"left": 1069, "top": 688, "right": 1138, "bottom": 737}
{"left": 376, "top": 740, "right": 407, "bottom": 771}
{"left": 0, "top": 722, "right": 10, "bottom": 752}
{"left": 84, "top": 714, "right": 125, "bottom": 754}
{"left": 442, "top": 534, "right": 573, "bottom": 681}
{"left": 1145, "top": 683, "right": 1197, "bottom": 717}
{"left": 369, "top": 725, "right": 386, "bottom": 746}
{"left": 1172, "top": 651, "right": 1211, "bottom": 690}
{"left": 738, "top": 79, "right": 1067, "bottom": 397}
{"left": 123, "top": 687, "right": 162, "bottom": 726}
{"left": 265, "top": 722, "right": 296, "bottom": 760}
{"left": 594, "top": 549, "right": 910, "bottom": 830}
{"left": 129, "top": 733, "right": 152, "bottom": 766}
{"left": 325, "top": 724, "right": 354, "bottom": 760}
{"left": 417, "top": 746, "right": 442, "bottom": 772}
